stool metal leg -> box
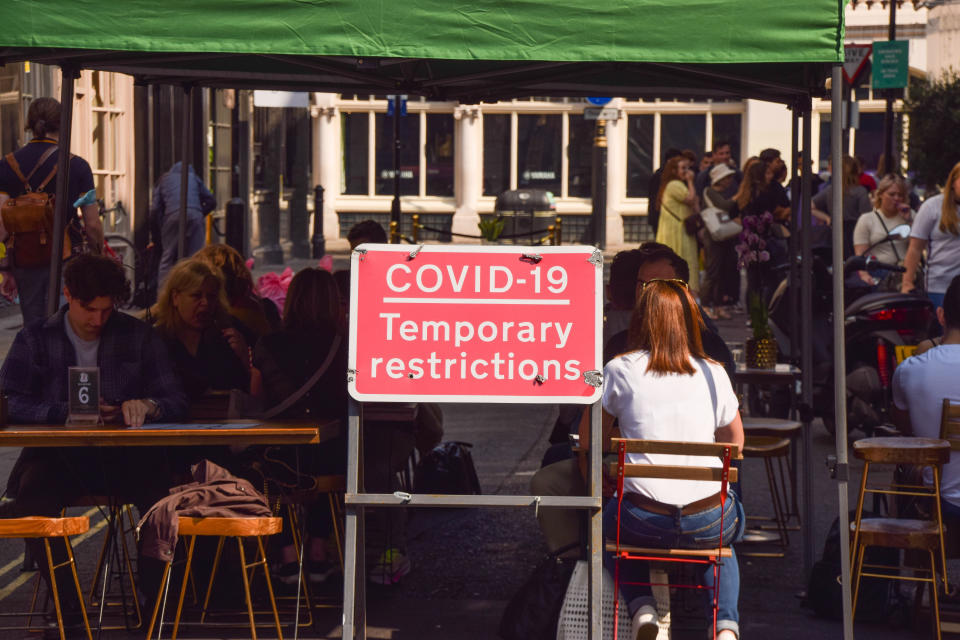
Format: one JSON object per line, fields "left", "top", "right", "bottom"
{"left": 199, "top": 536, "right": 226, "bottom": 624}
{"left": 255, "top": 536, "right": 284, "bottom": 640}
{"left": 236, "top": 537, "right": 260, "bottom": 640}
{"left": 64, "top": 538, "right": 93, "bottom": 640}
{"left": 929, "top": 549, "right": 942, "bottom": 640}
{"left": 171, "top": 536, "right": 197, "bottom": 640}
{"left": 851, "top": 543, "right": 866, "bottom": 619}
{"left": 144, "top": 561, "right": 172, "bottom": 640}
{"left": 933, "top": 467, "right": 949, "bottom": 593}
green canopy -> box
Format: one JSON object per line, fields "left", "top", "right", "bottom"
{"left": 0, "top": 0, "right": 843, "bottom": 102}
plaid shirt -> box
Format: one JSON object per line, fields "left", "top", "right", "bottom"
{"left": 0, "top": 306, "right": 188, "bottom": 424}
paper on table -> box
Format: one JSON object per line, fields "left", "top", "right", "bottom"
{"left": 127, "top": 422, "right": 262, "bottom": 430}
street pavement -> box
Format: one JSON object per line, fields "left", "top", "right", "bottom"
{"left": 0, "top": 245, "right": 951, "bottom": 638}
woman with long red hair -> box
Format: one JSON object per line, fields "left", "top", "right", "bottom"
{"left": 601, "top": 279, "right": 745, "bottom": 640}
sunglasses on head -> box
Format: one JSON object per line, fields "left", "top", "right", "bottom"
{"left": 636, "top": 277, "right": 689, "bottom": 291}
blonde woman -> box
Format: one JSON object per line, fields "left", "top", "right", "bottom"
{"left": 852, "top": 174, "right": 912, "bottom": 287}
{"left": 152, "top": 259, "right": 250, "bottom": 404}
{"left": 655, "top": 155, "right": 700, "bottom": 291}
{"left": 902, "top": 161, "right": 960, "bottom": 310}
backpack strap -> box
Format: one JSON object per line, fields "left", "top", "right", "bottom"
{"left": 6, "top": 146, "right": 59, "bottom": 194}
{"left": 4, "top": 152, "right": 28, "bottom": 190}
{"left": 29, "top": 146, "right": 59, "bottom": 193}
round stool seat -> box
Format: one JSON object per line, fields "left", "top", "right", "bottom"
{"left": 0, "top": 516, "right": 89, "bottom": 538}
{"left": 742, "top": 417, "right": 802, "bottom": 438}
{"left": 742, "top": 435, "right": 790, "bottom": 458}
{"left": 852, "top": 518, "right": 942, "bottom": 550}
{"left": 178, "top": 516, "right": 282, "bottom": 537}
{"left": 853, "top": 437, "right": 951, "bottom": 465}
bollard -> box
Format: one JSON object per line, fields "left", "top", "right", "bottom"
{"left": 389, "top": 220, "right": 399, "bottom": 244}
{"left": 312, "top": 184, "right": 326, "bottom": 258}
{"left": 412, "top": 214, "right": 420, "bottom": 243}
{"left": 547, "top": 224, "right": 556, "bottom": 246}
{"left": 555, "top": 215, "right": 563, "bottom": 245}
{"left": 225, "top": 198, "right": 246, "bottom": 255}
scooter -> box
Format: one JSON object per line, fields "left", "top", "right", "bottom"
{"left": 767, "top": 225, "right": 935, "bottom": 436}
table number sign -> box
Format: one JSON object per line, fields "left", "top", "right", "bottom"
{"left": 68, "top": 366, "right": 100, "bottom": 424}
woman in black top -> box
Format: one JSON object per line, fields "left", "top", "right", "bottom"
{"left": 152, "top": 259, "right": 251, "bottom": 407}
{"left": 253, "top": 268, "right": 348, "bottom": 584}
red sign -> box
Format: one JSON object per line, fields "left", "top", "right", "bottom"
{"left": 348, "top": 245, "right": 602, "bottom": 403}
{"left": 843, "top": 44, "right": 872, "bottom": 85}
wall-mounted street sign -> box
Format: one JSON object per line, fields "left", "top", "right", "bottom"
{"left": 843, "top": 44, "right": 872, "bottom": 85}
{"left": 252, "top": 90, "right": 309, "bottom": 108}
{"left": 348, "top": 245, "right": 602, "bottom": 403}
{"left": 586, "top": 97, "right": 612, "bottom": 106}
{"left": 584, "top": 107, "right": 619, "bottom": 121}
{"left": 872, "top": 40, "right": 909, "bottom": 89}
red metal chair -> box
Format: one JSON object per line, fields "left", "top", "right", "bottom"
{"left": 607, "top": 439, "right": 738, "bottom": 639}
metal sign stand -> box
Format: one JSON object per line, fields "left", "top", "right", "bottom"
{"left": 341, "top": 398, "right": 604, "bottom": 639}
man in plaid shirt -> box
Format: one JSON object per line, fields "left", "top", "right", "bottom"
{"left": 0, "top": 255, "right": 187, "bottom": 636}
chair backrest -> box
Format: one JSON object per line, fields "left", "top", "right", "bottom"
{"left": 940, "top": 399, "right": 960, "bottom": 452}
{"left": 606, "top": 439, "right": 739, "bottom": 494}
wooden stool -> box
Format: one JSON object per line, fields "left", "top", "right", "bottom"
{"left": 740, "top": 435, "right": 791, "bottom": 556}
{"left": 0, "top": 517, "right": 92, "bottom": 640}
{"left": 145, "top": 516, "right": 284, "bottom": 640}
{"left": 851, "top": 436, "right": 951, "bottom": 639}
{"left": 742, "top": 417, "right": 802, "bottom": 521}
{"left": 276, "top": 474, "right": 347, "bottom": 626}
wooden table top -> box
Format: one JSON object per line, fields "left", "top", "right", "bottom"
{"left": 733, "top": 365, "right": 801, "bottom": 386}
{"left": 0, "top": 419, "right": 340, "bottom": 448}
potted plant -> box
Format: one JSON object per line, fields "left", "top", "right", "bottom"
{"left": 745, "top": 292, "right": 777, "bottom": 368}
{"left": 737, "top": 212, "right": 778, "bottom": 368}
{"left": 478, "top": 215, "right": 505, "bottom": 243}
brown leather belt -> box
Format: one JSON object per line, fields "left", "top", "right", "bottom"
{"left": 623, "top": 491, "right": 724, "bottom": 516}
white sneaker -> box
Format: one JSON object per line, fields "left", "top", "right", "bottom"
{"left": 631, "top": 604, "right": 659, "bottom": 640}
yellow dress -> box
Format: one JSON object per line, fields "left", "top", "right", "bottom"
{"left": 655, "top": 179, "right": 700, "bottom": 291}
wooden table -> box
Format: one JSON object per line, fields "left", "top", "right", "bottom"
{"left": 0, "top": 419, "right": 340, "bottom": 448}
{"left": 732, "top": 364, "right": 801, "bottom": 388}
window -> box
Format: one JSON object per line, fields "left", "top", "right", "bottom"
{"left": 341, "top": 112, "right": 368, "bottom": 195}
{"left": 818, "top": 114, "right": 832, "bottom": 172}
{"left": 425, "top": 113, "right": 454, "bottom": 196}
{"left": 517, "top": 114, "right": 561, "bottom": 194}
{"left": 483, "top": 114, "right": 510, "bottom": 196}
{"left": 567, "top": 116, "right": 594, "bottom": 198}
{"left": 660, "top": 114, "right": 705, "bottom": 160}
{"left": 626, "top": 114, "right": 654, "bottom": 198}
{"left": 854, "top": 112, "right": 902, "bottom": 173}
{"left": 374, "top": 112, "right": 420, "bottom": 196}
{"left": 711, "top": 113, "right": 742, "bottom": 166}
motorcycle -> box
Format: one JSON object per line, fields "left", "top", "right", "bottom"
{"left": 766, "top": 224, "right": 934, "bottom": 436}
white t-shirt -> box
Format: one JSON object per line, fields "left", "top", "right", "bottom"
{"left": 64, "top": 313, "right": 100, "bottom": 368}
{"left": 892, "top": 344, "right": 960, "bottom": 507}
{"left": 602, "top": 351, "right": 739, "bottom": 505}
{"left": 910, "top": 194, "right": 960, "bottom": 294}
{"left": 852, "top": 209, "right": 909, "bottom": 266}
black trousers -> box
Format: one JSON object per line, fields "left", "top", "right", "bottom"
{"left": 0, "top": 446, "right": 178, "bottom": 612}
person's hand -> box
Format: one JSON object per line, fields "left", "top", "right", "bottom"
{"left": 0, "top": 272, "right": 17, "bottom": 301}
{"left": 901, "top": 281, "right": 915, "bottom": 294}
{"left": 858, "top": 270, "right": 874, "bottom": 285}
{"left": 100, "top": 401, "right": 122, "bottom": 423}
{"left": 222, "top": 327, "right": 250, "bottom": 370}
{"left": 121, "top": 399, "right": 156, "bottom": 427}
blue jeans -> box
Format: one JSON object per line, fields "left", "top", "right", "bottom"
{"left": 603, "top": 492, "right": 745, "bottom": 636}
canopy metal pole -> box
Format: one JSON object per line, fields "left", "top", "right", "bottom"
{"left": 178, "top": 84, "right": 193, "bottom": 260}
{"left": 831, "top": 63, "right": 854, "bottom": 640}
{"left": 588, "top": 400, "right": 602, "bottom": 640}
{"left": 46, "top": 67, "right": 77, "bottom": 317}
{"left": 788, "top": 106, "right": 799, "bottom": 366}
{"left": 342, "top": 397, "right": 366, "bottom": 640}
{"left": 799, "top": 98, "right": 815, "bottom": 580}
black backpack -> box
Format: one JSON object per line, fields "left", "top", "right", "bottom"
{"left": 802, "top": 510, "right": 907, "bottom": 623}
{"left": 414, "top": 441, "right": 482, "bottom": 495}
